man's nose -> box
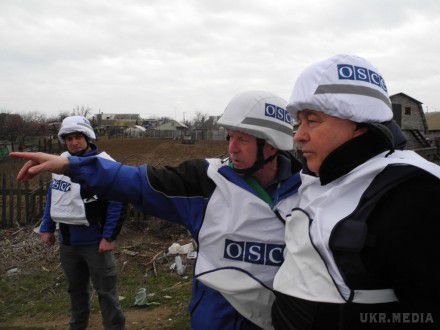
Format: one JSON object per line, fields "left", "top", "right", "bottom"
{"left": 293, "top": 125, "right": 308, "bottom": 143}
{"left": 228, "top": 138, "right": 239, "bottom": 153}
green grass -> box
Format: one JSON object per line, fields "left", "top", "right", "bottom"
{"left": 0, "top": 270, "right": 69, "bottom": 321}
{"left": 0, "top": 250, "right": 193, "bottom": 329}
{"left": 118, "top": 261, "right": 193, "bottom": 329}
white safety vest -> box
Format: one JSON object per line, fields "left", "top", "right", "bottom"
{"left": 274, "top": 150, "right": 440, "bottom": 304}
{"left": 195, "top": 159, "right": 286, "bottom": 329}
{"left": 50, "top": 151, "right": 113, "bottom": 226}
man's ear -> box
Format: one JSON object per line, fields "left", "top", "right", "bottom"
{"left": 264, "top": 143, "right": 278, "bottom": 157}
{"left": 353, "top": 126, "right": 368, "bottom": 138}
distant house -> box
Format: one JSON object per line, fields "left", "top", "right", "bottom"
{"left": 155, "top": 119, "right": 188, "bottom": 139}
{"left": 205, "top": 115, "right": 227, "bottom": 141}
{"left": 142, "top": 118, "right": 160, "bottom": 129}
{"left": 426, "top": 112, "right": 440, "bottom": 134}
{"left": 96, "top": 113, "right": 140, "bottom": 127}
{"left": 94, "top": 113, "right": 141, "bottom": 136}
{"left": 390, "top": 93, "right": 430, "bottom": 149}
{"left": 124, "top": 125, "right": 146, "bottom": 138}
{"left": 425, "top": 112, "right": 440, "bottom": 147}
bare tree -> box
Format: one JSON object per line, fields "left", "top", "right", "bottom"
{"left": 192, "top": 112, "right": 210, "bottom": 140}
{"left": 71, "top": 105, "right": 93, "bottom": 118}
{"left": 57, "top": 111, "right": 70, "bottom": 121}
{"left": 22, "top": 112, "right": 49, "bottom": 137}
{"left": 0, "top": 112, "right": 24, "bottom": 142}
{"left": 183, "top": 119, "right": 193, "bottom": 129}
{"left": 192, "top": 112, "right": 209, "bottom": 129}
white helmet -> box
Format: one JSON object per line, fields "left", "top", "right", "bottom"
{"left": 58, "top": 116, "right": 96, "bottom": 143}
{"left": 218, "top": 91, "right": 293, "bottom": 151}
{"left": 286, "top": 54, "right": 393, "bottom": 123}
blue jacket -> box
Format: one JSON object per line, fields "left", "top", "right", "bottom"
{"left": 40, "top": 145, "right": 125, "bottom": 245}
{"left": 66, "top": 154, "right": 301, "bottom": 329}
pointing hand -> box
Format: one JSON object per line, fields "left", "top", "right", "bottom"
{"left": 9, "top": 152, "right": 69, "bottom": 182}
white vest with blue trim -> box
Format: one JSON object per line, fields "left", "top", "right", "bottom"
{"left": 195, "top": 159, "right": 286, "bottom": 329}
{"left": 50, "top": 151, "right": 113, "bottom": 226}
{"left": 274, "top": 150, "right": 440, "bottom": 304}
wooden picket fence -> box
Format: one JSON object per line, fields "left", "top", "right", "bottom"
{"left": 0, "top": 174, "right": 47, "bottom": 228}
{"left": 0, "top": 173, "right": 145, "bottom": 229}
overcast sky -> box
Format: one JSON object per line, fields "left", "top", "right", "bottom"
{"left": 1, "top": 0, "right": 439, "bottom": 121}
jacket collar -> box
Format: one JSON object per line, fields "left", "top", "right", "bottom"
{"left": 66, "top": 143, "right": 98, "bottom": 157}
{"left": 310, "top": 129, "right": 393, "bottom": 185}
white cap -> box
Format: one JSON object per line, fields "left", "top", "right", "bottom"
{"left": 287, "top": 54, "right": 393, "bottom": 123}
{"left": 58, "top": 116, "right": 96, "bottom": 143}
{"left": 218, "top": 91, "right": 293, "bottom": 150}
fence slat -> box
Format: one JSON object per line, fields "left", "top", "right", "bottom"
{"left": 9, "top": 175, "right": 14, "bottom": 227}
{"left": 0, "top": 178, "right": 50, "bottom": 229}
{"left": 17, "top": 181, "right": 22, "bottom": 226}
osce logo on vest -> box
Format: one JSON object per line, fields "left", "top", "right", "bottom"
{"left": 223, "top": 239, "right": 284, "bottom": 266}
{"left": 264, "top": 103, "right": 292, "bottom": 125}
{"left": 51, "top": 179, "right": 71, "bottom": 192}
{"left": 337, "top": 64, "right": 388, "bottom": 92}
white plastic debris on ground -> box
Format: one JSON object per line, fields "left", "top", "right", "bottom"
{"left": 6, "top": 267, "right": 19, "bottom": 276}
{"left": 174, "top": 255, "right": 186, "bottom": 275}
{"left": 166, "top": 242, "right": 196, "bottom": 276}
{"left": 133, "top": 287, "right": 160, "bottom": 307}
{"left": 167, "top": 242, "right": 194, "bottom": 255}
{"left": 186, "top": 251, "right": 197, "bottom": 259}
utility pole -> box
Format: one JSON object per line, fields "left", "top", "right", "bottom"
{"left": 183, "top": 112, "right": 186, "bottom": 122}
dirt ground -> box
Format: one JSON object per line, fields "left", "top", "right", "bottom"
{"left": 96, "top": 138, "right": 228, "bottom": 166}
{"left": 8, "top": 306, "right": 174, "bottom": 329}
{"left": 1, "top": 221, "right": 192, "bottom": 329}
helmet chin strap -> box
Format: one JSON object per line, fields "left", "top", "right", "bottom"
{"left": 232, "top": 138, "right": 277, "bottom": 176}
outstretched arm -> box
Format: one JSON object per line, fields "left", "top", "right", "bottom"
{"left": 11, "top": 151, "right": 215, "bottom": 236}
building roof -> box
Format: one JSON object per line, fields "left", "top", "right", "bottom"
{"left": 134, "top": 125, "right": 147, "bottom": 132}
{"left": 156, "top": 119, "right": 188, "bottom": 130}
{"left": 390, "top": 92, "right": 423, "bottom": 105}
{"left": 100, "top": 113, "right": 140, "bottom": 120}
{"left": 425, "top": 112, "right": 440, "bottom": 131}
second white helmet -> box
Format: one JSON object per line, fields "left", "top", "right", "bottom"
{"left": 58, "top": 116, "right": 96, "bottom": 143}
{"left": 218, "top": 91, "right": 294, "bottom": 151}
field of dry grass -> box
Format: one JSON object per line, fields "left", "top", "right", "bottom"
{"left": 96, "top": 137, "right": 228, "bottom": 166}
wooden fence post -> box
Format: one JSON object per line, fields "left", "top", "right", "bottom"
{"left": 17, "top": 181, "right": 22, "bottom": 226}
{"left": 9, "top": 175, "right": 14, "bottom": 228}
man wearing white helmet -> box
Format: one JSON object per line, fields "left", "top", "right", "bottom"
{"left": 40, "top": 116, "right": 126, "bottom": 330}
{"left": 272, "top": 55, "right": 440, "bottom": 329}
{"left": 11, "top": 92, "right": 301, "bottom": 329}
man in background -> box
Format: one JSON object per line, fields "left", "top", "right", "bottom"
{"left": 40, "top": 116, "right": 125, "bottom": 330}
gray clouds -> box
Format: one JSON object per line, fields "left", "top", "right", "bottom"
{"left": 1, "top": 0, "right": 439, "bottom": 119}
